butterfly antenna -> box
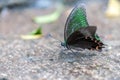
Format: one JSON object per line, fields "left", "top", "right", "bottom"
{"left": 47, "top": 34, "right": 66, "bottom": 47}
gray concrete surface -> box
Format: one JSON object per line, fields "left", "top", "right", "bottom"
{"left": 0, "top": 35, "right": 120, "bottom": 80}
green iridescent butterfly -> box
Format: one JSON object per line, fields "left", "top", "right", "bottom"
{"left": 64, "top": 4, "right": 104, "bottom": 51}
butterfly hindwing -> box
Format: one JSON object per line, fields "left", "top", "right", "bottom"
{"left": 66, "top": 26, "right": 104, "bottom": 51}
{"left": 78, "top": 26, "right": 97, "bottom": 38}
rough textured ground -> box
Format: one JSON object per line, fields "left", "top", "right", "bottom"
{"left": 0, "top": 1, "right": 120, "bottom": 80}
{"left": 0, "top": 36, "right": 120, "bottom": 80}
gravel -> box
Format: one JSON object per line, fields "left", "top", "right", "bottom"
{"left": 0, "top": 35, "right": 120, "bottom": 80}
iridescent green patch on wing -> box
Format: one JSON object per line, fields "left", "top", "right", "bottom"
{"left": 94, "top": 34, "right": 101, "bottom": 41}
{"left": 69, "top": 7, "right": 88, "bottom": 27}
{"left": 65, "top": 5, "right": 89, "bottom": 40}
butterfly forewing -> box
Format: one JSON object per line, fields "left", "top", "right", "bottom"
{"left": 64, "top": 4, "right": 88, "bottom": 42}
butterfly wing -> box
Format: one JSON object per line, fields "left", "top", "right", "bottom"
{"left": 66, "top": 27, "right": 104, "bottom": 50}
{"left": 64, "top": 3, "right": 104, "bottom": 51}
{"left": 64, "top": 4, "right": 89, "bottom": 43}
{"left": 78, "top": 26, "right": 97, "bottom": 38}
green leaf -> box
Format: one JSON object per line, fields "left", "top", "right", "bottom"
{"left": 30, "top": 27, "right": 42, "bottom": 35}
{"left": 33, "top": 4, "right": 63, "bottom": 24}
{"left": 21, "top": 27, "right": 42, "bottom": 40}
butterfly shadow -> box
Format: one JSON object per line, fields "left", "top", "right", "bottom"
{"left": 58, "top": 49, "right": 97, "bottom": 63}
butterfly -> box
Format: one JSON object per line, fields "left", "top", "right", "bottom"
{"left": 64, "top": 4, "right": 104, "bottom": 51}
